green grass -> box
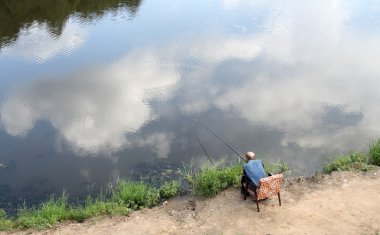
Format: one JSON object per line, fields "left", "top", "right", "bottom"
{"left": 323, "top": 152, "right": 373, "bottom": 174}
{"left": 0, "top": 180, "right": 162, "bottom": 231}
{"left": 323, "top": 139, "right": 380, "bottom": 174}
{"left": 182, "top": 160, "right": 196, "bottom": 185}
{"left": 185, "top": 161, "right": 290, "bottom": 198}
{"left": 192, "top": 164, "right": 243, "bottom": 197}
{"left": 111, "top": 180, "right": 159, "bottom": 210}
{"left": 3, "top": 139, "right": 379, "bottom": 232}
{"left": 13, "top": 192, "right": 132, "bottom": 230}
{"left": 0, "top": 209, "right": 14, "bottom": 231}
{"left": 264, "top": 161, "right": 290, "bottom": 175}
{"left": 16, "top": 193, "right": 70, "bottom": 229}
{"left": 369, "top": 139, "right": 380, "bottom": 166}
{"left": 159, "top": 180, "right": 180, "bottom": 199}
{"left": 193, "top": 167, "right": 227, "bottom": 197}
{"left": 69, "top": 196, "right": 131, "bottom": 223}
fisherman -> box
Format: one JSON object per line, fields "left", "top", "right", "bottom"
{"left": 241, "top": 151, "right": 266, "bottom": 193}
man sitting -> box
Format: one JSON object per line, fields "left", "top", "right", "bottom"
{"left": 241, "top": 151, "right": 266, "bottom": 193}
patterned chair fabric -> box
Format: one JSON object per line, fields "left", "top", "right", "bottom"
{"left": 257, "top": 174, "right": 283, "bottom": 200}
{"left": 243, "top": 173, "right": 283, "bottom": 212}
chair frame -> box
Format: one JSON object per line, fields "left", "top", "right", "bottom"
{"left": 242, "top": 170, "right": 282, "bottom": 212}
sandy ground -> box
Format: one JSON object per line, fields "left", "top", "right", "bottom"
{"left": 5, "top": 167, "right": 380, "bottom": 235}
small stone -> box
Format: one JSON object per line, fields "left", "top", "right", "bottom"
{"left": 163, "top": 200, "right": 168, "bottom": 205}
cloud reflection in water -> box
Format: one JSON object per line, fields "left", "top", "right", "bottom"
{"left": 0, "top": 18, "right": 87, "bottom": 63}
{"left": 1, "top": 0, "right": 380, "bottom": 167}
{"left": 1, "top": 51, "right": 179, "bottom": 156}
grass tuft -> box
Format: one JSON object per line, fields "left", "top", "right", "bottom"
{"left": 192, "top": 164, "right": 243, "bottom": 197}
{"left": 4, "top": 139, "right": 379, "bottom": 232}
{"left": 16, "top": 193, "right": 70, "bottom": 229}
{"left": 159, "top": 180, "right": 180, "bottom": 199}
{"left": 0, "top": 181, "right": 154, "bottom": 231}
{"left": 264, "top": 161, "right": 290, "bottom": 175}
{"left": 187, "top": 161, "right": 290, "bottom": 198}
{"left": 69, "top": 196, "right": 131, "bottom": 223}
{"left": 111, "top": 180, "right": 159, "bottom": 210}
{"left": 323, "top": 152, "right": 372, "bottom": 174}
{"left": 0, "top": 209, "right": 14, "bottom": 231}
{"left": 369, "top": 139, "right": 380, "bottom": 166}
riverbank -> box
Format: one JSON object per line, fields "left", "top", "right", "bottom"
{"left": 2, "top": 139, "right": 380, "bottom": 234}
{"left": 4, "top": 166, "right": 380, "bottom": 235}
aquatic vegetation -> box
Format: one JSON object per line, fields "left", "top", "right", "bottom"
{"left": 323, "top": 152, "right": 373, "bottom": 174}
{"left": 159, "top": 180, "right": 180, "bottom": 199}
{"left": 369, "top": 139, "right": 380, "bottom": 166}
{"left": 131, "top": 160, "right": 182, "bottom": 188}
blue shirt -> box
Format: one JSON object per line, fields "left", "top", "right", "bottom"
{"left": 244, "top": 159, "right": 266, "bottom": 186}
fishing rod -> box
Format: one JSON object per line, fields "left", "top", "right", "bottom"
{"left": 191, "top": 117, "right": 247, "bottom": 162}
{"left": 195, "top": 134, "right": 214, "bottom": 166}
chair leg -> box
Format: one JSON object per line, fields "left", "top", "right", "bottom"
{"left": 278, "top": 192, "right": 281, "bottom": 206}
{"left": 244, "top": 183, "right": 248, "bottom": 200}
{"left": 253, "top": 190, "right": 260, "bottom": 212}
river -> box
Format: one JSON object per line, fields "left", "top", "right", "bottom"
{"left": 1, "top": 0, "right": 380, "bottom": 212}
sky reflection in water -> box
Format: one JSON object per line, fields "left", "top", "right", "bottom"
{"left": 1, "top": 0, "right": 380, "bottom": 207}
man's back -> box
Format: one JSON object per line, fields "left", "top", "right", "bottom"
{"left": 244, "top": 159, "right": 266, "bottom": 186}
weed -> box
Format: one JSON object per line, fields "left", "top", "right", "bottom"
{"left": 369, "top": 139, "right": 380, "bottom": 166}
{"left": 193, "top": 167, "right": 224, "bottom": 197}
{"left": 264, "top": 161, "right": 290, "bottom": 175}
{"left": 16, "top": 193, "right": 70, "bottom": 229}
{"left": 69, "top": 196, "right": 130, "bottom": 222}
{"left": 323, "top": 152, "right": 372, "bottom": 174}
{"left": 220, "top": 164, "right": 242, "bottom": 187}
{"left": 0, "top": 209, "right": 14, "bottom": 231}
{"left": 181, "top": 161, "right": 196, "bottom": 185}
{"left": 1, "top": 191, "right": 133, "bottom": 230}
{"left": 160, "top": 180, "right": 180, "bottom": 199}
{"left": 112, "top": 180, "right": 159, "bottom": 210}
{"left": 193, "top": 164, "right": 243, "bottom": 197}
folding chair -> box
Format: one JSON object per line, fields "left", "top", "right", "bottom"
{"left": 242, "top": 172, "right": 283, "bottom": 212}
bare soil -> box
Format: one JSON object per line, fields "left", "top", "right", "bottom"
{"left": 5, "top": 167, "right": 380, "bottom": 235}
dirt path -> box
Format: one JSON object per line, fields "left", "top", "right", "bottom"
{"left": 7, "top": 167, "right": 380, "bottom": 235}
